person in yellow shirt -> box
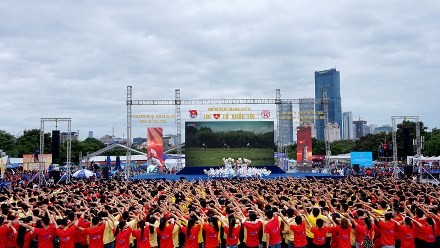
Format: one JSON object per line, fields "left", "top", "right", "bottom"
{"left": 281, "top": 208, "right": 294, "bottom": 248}
{"left": 103, "top": 212, "right": 116, "bottom": 248}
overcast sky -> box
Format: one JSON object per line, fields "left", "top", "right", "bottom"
{"left": 1, "top": 0, "right": 439, "bottom": 140}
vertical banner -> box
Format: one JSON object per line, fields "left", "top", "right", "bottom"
{"left": 0, "top": 158, "right": 4, "bottom": 178}
{"left": 297, "top": 126, "right": 312, "bottom": 162}
{"left": 147, "top": 127, "right": 164, "bottom": 171}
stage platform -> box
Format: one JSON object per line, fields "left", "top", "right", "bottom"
{"left": 130, "top": 172, "right": 344, "bottom": 181}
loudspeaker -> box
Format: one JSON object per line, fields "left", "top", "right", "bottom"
{"left": 404, "top": 165, "right": 413, "bottom": 177}
{"left": 49, "top": 170, "right": 61, "bottom": 182}
{"left": 52, "top": 130, "right": 60, "bottom": 164}
{"left": 353, "top": 164, "right": 360, "bottom": 173}
{"left": 403, "top": 127, "right": 411, "bottom": 157}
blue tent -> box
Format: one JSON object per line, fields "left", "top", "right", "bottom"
{"left": 106, "top": 155, "right": 111, "bottom": 168}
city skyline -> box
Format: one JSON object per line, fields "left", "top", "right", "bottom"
{"left": 315, "top": 68, "right": 343, "bottom": 141}
{"left": 1, "top": 1, "right": 439, "bottom": 139}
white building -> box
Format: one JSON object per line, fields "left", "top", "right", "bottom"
{"left": 342, "top": 112, "right": 354, "bottom": 140}
{"left": 326, "top": 123, "right": 341, "bottom": 143}
{"left": 310, "top": 123, "right": 317, "bottom": 139}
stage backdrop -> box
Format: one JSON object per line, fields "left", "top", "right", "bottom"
{"left": 350, "top": 152, "right": 373, "bottom": 167}
{"left": 297, "top": 126, "right": 312, "bottom": 162}
{"left": 147, "top": 127, "right": 164, "bottom": 166}
{"left": 185, "top": 121, "right": 274, "bottom": 166}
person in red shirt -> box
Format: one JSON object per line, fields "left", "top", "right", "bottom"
{"left": 21, "top": 215, "right": 55, "bottom": 248}
{"left": 242, "top": 212, "right": 262, "bottom": 248}
{"left": 396, "top": 217, "right": 415, "bottom": 248}
{"left": 113, "top": 221, "right": 132, "bottom": 248}
{"left": 333, "top": 218, "right": 352, "bottom": 248}
{"left": 412, "top": 208, "right": 427, "bottom": 248}
{"left": 79, "top": 216, "right": 106, "bottom": 248}
{"left": 156, "top": 217, "right": 176, "bottom": 248}
{"left": 422, "top": 217, "right": 437, "bottom": 248}
{"left": 309, "top": 219, "right": 328, "bottom": 248}
{"left": 16, "top": 219, "right": 33, "bottom": 248}
{"left": 73, "top": 213, "right": 90, "bottom": 248}
{"left": 348, "top": 214, "right": 375, "bottom": 248}
{"left": 288, "top": 216, "right": 307, "bottom": 248}
{"left": 0, "top": 217, "right": 16, "bottom": 248}
{"left": 5, "top": 217, "right": 18, "bottom": 248}
{"left": 374, "top": 212, "right": 396, "bottom": 248}
{"left": 202, "top": 216, "right": 220, "bottom": 248}
{"left": 132, "top": 220, "right": 151, "bottom": 248}
{"left": 181, "top": 218, "right": 201, "bottom": 248}
{"left": 54, "top": 217, "right": 78, "bottom": 248}
{"left": 264, "top": 210, "right": 282, "bottom": 248}
{"left": 221, "top": 216, "right": 241, "bottom": 248}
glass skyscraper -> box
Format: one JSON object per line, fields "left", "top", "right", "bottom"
{"left": 280, "top": 102, "right": 294, "bottom": 146}
{"left": 315, "top": 69, "right": 342, "bottom": 141}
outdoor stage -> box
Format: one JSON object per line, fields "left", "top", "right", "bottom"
{"left": 130, "top": 171, "right": 344, "bottom": 181}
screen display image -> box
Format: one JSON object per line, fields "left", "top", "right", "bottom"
{"left": 350, "top": 151, "right": 373, "bottom": 167}
{"left": 185, "top": 121, "right": 274, "bottom": 166}
{"left": 297, "top": 126, "right": 312, "bottom": 162}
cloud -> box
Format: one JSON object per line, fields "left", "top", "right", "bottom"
{"left": 0, "top": 0, "right": 439, "bottom": 140}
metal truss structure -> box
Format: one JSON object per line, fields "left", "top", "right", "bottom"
{"left": 322, "top": 89, "right": 331, "bottom": 166}
{"left": 39, "top": 118, "right": 72, "bottom": 186}
{"left": 126, "top": 86, "right": 328, "bottom": 177}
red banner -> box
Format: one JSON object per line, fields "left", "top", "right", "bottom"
{"left": 147, "top": 127, "right": 164, "bottom": 171}
{"left": 297, "top": 126, "right": 312, "bottom": 162}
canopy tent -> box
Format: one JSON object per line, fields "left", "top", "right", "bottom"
{"left": 72, "top": 169, "right": 95, "bottom": 178}
{"left": 9, "top": 158, "right": 23, "bottom": 165}
{"left": 85, "top": 155, "right": 148, "bottom": 164}
{"left": 407, "top": 156, "right": 440, "bottom": 165}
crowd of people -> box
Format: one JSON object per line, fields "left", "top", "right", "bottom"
{"left": 0, "top": 175, "right": 439, "bottom": 248}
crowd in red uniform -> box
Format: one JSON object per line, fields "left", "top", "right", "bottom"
{"left": 0, "top": 176, "right": 438, "bottom": 248}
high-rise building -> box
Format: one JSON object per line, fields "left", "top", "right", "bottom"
{"left": 342, "top": 112, "right": 354, "bottom": 140}
{"left": 88, "top": 131, "right": 93, "bottom": 139}
{"left": 374, "top": 125, "right": 393, "bottom": 134}
{"left": 60, "top": 132, "right": 79, "bottom": 144}
{"left": 279, "top": 102, "right": 294, "bottom": 146}
{"left": 299, "top": 98, "right": 315, "bottom": 126}
{"left": 315, "top": 68, "right": 342, "bottom": 141}
{"left": 353, "top": 120, "right": 368, "bottom": 139}
{"left": 326, "top": 123, "right": 341, "bottom": 143}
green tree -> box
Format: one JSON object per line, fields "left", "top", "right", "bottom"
{"left": 330, "top": 139, "right": 356, "bottom": 155}
{"left": 312, "top": 138, "right": 325, "bottom": 155}
{"left": 354, "top": 133, "right": 389, "bottom": 159}
{"left": 16, "top": 129, "right": 52, "bottom": 157}
{"left": 0, "top": 130, "right": 17, "bottom": 157}
{"left": 424, "top": 132, "right": 440, "bottom": 156}
{"left": 78, "top": 138, "right": 106, "bottom": 156}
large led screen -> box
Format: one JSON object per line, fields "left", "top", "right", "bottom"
{"left": 350, "top": 151, "right": 373, "bottom": 167}
{"left": 297, "top": 126, "right": 312, "bottom": 162}
{"left": 185, "top": 121, "right": 274, "bottom": 166}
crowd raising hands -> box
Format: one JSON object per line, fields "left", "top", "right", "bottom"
{"left": 0, "top": 176, "right": 438, "bottom": 248}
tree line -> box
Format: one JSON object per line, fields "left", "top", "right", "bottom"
{"left": 284, "top": 121, "right": 440, "bottom": 161}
